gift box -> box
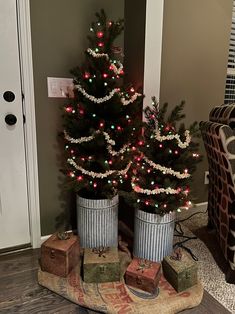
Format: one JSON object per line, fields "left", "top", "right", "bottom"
{"left": 162, "top": 250, "right": 198, "bottom": 292}
{"left": 41, "top": 232, "right": 80, "bottom": 277}
{"left": 83, "top": 247, "right": 120, "bottom": 283}
{"left": 125, "top": 257, "right": 161, "bottom": 294}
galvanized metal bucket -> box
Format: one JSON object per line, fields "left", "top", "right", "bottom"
{"left": 77, "top": 194, "right": 118, "bottom": 248}
{"left": 133, "top": 209, "right": 176, "bottom": 262}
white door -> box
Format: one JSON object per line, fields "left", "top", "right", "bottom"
{"left": 0, "top": 0, "right": 30, "bottom": 249}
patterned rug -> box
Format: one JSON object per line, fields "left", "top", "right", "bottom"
{"left": 178, "top": 206, "right": 235, "bottom": 313}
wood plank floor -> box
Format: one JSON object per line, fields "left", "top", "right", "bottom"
{"left": 0, "top": 249, "right": 231, "bottom": 313}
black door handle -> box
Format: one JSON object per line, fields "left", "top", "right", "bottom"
{"left": 5, "top": 114, "right": 17, "bottom": 126}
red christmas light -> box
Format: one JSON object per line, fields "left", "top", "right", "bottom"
{"left": 130, "top": 87, "right": 135, "bottom": 93}
{"left": 65, "top": 106, "right": 73, "bottom": 113}
{"left": 79, "top": 109, "right": 84, "bottom": 115}
{"left": 99, "top": 122, "right": 104, "bottom": 128}
{"left": 98, "top": 42, "right": 104, "bottom": 47}
{"left": 71, "top": 150, "right": 74, "bottom": 154}
{"left": 117, "top": 126, "right": 122, "bottom": 131}
{"left": 97, "top": 31, "right": 104, "bottom": 38}
{"left": 138, "top": 140, "right": 144, "bottom": 146}
{"left": 77, "top": 176, "right": 83, "bottom": 181}
{"left": 159, "top": 144, "right": 163, "bottom": 148}
{"left": 103, "top": 73, "right": 108, "bottom": 78}
{"left": 108, "top": 160, "right": 112, "bottom": 165}
{"left": 84, "top": 72, "right": 90, "bottom": 79}
{"left": 93, "top": 182, "right": 97, "bottom": 188}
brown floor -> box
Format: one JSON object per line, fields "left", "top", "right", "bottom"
{"left": 0, "top": 249, "right": 231, "bottom": 314}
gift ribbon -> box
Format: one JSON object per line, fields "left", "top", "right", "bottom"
{"left": 92, "top": 246, "right": 109, "bottom": 257}
{"left": 136, "top": 259, "right": 152, "bottom": 273}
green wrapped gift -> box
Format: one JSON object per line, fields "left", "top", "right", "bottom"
{"left": 83, "top": 246, "right": 120, "bottom": 283}
{"left": 162, "top": 249, "right": 198, "bottom": 292}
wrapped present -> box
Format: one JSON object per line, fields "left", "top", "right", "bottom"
{"left": 41, "top": 232, "right": 80, "bottom": 277}
{"left": 162, "top": 249, "right": 198, "bottom": 292}
{"left": 125, "top": 257, "right": 161, "bottom": 294}
{"left": 83, "top": 246, "right": 120, "bottom": 283}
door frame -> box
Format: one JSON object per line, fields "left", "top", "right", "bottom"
{"left": 17, "top": 0, "right": 41, "bottom": 248}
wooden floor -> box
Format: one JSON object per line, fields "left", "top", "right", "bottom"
{"left": 0, "top": 249, "right": 231, "bottom": 314}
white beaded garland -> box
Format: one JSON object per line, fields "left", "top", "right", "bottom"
{"left": 155, "top": 130, "right": 191, "bottom": 149}
{"left": 143, "top": 155, "right": 190, "bottom": 179}
{"left": 75, "top": 84, "right": 118, "bottom": 103}
{"left": 64, "top": 130, "right": 129, "bottom": 156}
{"left": 87, "top": 48, "right": 109, "bottom": 60}
{"left": 68, "top": 159, "right": 132, "bottom": 178}
{"left": 132, "top": 180, "right": 179, "bottom": 195}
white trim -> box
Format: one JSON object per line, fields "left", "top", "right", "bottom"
{"left": 41, "top": 235, "right": 51, "bottom": 245}
{"left": 143, "top": 0, "right": 164, "bottom": 112}
{"left": 41, "top": 230, "right": 73, "bottom": 245}
{"left": 17, "top": 0, "right": 41, "bottom": 248}
{"left": 195, "top": 202, "right": 208, "bottom": 211}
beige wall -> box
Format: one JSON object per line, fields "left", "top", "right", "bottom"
{"left": 30, "top": 0, "right": 124, "bottom": 235}
{"left": 160, "top": 0, "right": 233, "bottom": 202}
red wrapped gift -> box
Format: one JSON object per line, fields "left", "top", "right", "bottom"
{"left": 125, "top": 257, "right": 161, "bottom": 294}
{"left": 41, "top": 232, "right": 80, "bottom": 277}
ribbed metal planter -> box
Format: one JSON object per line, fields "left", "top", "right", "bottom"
{"left": 76, "top": 194, "right": 118, "bottom": 248}
{"left": 134, "top": 209, "right": 176, "bottom": 262}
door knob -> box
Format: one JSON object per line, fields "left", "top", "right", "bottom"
{"left": 3, "top": 91, "right": 15, "bottom": 102}
{"left": 5, "top": 114, "right": 17, "bottom": 126}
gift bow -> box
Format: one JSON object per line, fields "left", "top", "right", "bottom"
{"left": 92, "top": 246, "right": 109, "bottom": 257}
{"left": 136, "top": 259, "right": 152, "bottom": 273}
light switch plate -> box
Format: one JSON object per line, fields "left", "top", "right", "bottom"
{"left": 47, "top": 77, "right": 74, "bottom": 98}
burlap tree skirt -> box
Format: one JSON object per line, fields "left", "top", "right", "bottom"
{"left": 38, "top": 252, "right": 203, "bottom": 314}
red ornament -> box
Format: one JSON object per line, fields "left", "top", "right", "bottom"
{"left": 97, "top": 31, "right": 104, "bottom": 38}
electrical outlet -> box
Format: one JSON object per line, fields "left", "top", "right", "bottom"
{"left": 47, "top": 77, "right": 74, "bottom": 98}
{"left": 204, "top": 171, "right": 209, "bottom": 184}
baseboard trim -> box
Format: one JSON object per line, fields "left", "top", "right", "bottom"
{"left": 41, "top": 230, "right": 72, "bottom": 245}
{"left": 194, "top": 202, "right": 208, "bottom": 211}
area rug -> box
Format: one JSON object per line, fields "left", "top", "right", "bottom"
{"left": 38, "top": 251, "right": 203, "bottom": 314}
{"left": 178, "top": 207, "right": 235, "bottom": 313}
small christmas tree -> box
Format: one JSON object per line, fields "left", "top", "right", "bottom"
{"left": 62, "top": 10, "right": 142, "bottom": 199}
{"left": 129, "top": 97, "right": 201, "bottom": 215}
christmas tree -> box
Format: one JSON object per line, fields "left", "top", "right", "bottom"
{"left": 128, "top": 97, "right": 201, "bottom": 215}
{"left": 62, "top": 10, "right": 142, "bottom": 199}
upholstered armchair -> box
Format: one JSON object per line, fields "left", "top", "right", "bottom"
{"left": 200, "top": 104, "right": 235, "bottom": 283}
